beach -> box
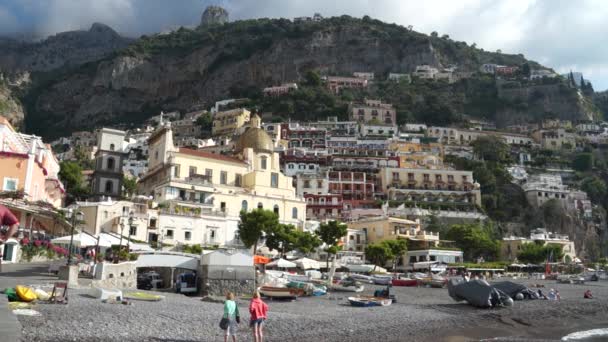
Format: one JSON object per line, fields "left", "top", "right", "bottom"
{"left": 15, "top": 278, "right": 608, "bottom": 342}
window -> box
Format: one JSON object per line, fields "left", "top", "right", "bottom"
{"left": 185, "top": 231, "right": 191, "bottom": 241}
{"left": 271, "top": 173, "right": 279, "bottom": 188}
{"left": 189, "top": 166, "right": 197, "bottom": 176}
{"left": 257, "top": 202, "right": 263, "bottom": 209}
{"left": 220, "top": 171, "right": 227, "bottom": 185}
{"left": 103, "top": 211, "right": 109, "bottom": 219}
{"left": 221, "top": 202, "right": 226, "bottom": 212}
{"left": 129, "top": 226, "right": 137, "bottom": 236}
{"left": 110, "top": 143, "right": 115, "bottom": 151}
{"left": 106, "top": 157, "right": 115, "bottom": 171}
{"left": 392, "top": 172, "right": 399, "bottom": 181}
{"left": 3, "top": 178, "right": 18, "bottom": 191}
{"left": 349, "top": 235, "right": 354, "bottom": 240}
{"left": 273, "top": 205, "right": 279, "bottom": 215}
{"left": 292, "top": 207, "right": 298, "bottom": 219}
{"left": 149, "top": 218, "right": 157, "bottom": 228}
{"left": 408, "top": 173, "right": 415, "bottom": 181}
{"left": 241, "top": 200, "right": 248, "bottom": 212}
{"left": 235, "top": 174, "right": 242, "bottom": 187}
{"left": 261, "top": 156, "right": 268, "bottom": 170}
{"left": 105, "top": 181, "right": 113, "bottom": 193}
{"left": 154, "top": 150, "right": 159, "bottom": 160}
{"left": 205, "top": 169, "right": 213, "bottom": 180}
{"left": 174, "top": 165, "right": 181, "bottom": 177}
{"left": 288, "top": 164, "right": 294, "bottom": 169}
{"left": 317, "top": 181, "right": 323, "bottom": 188}
{"left": 166, "top": 229, "right": 174, "bottom": 238}
{"left": 304, "top": 180, "right": 311, "bottom": 188}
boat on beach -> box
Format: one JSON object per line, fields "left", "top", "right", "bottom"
{"left": 391, "top": 278, "right": 418, "bottom": 287}
{"left": 349, "top": 274, "right": 375, "bottom": 284}
{"left": 348, "top": 296, "right": 392, "bottom": 307}
{"left": 372, "top": 275, "right": 393, "bottom": 285}
{"left": 259, "top": 286, "right": 305, "bottom": 298}
{"left": 329, "top": 277, "right": 365, "bottom": 292}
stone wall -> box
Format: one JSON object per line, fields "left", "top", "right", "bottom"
{"left": 92, "top": 261, "right": 136, "bottom": 289}
{"left": 203, "top": 279, "right": 255, "bottom": 297}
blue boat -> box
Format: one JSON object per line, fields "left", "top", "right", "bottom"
{"left": 348, "top": 296, "right": 392, "bottom": 307}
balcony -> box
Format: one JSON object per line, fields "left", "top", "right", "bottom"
{"left": 159, "top": 205, "right": 226, "bottom": 218}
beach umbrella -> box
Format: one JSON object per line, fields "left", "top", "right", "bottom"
{"left": 267, "top": 258, "right": 297, "bottom": 268}
{"left": 254, "top": 255, "right": 271, "bottom": 265}
{"left": 294, "top": 257, "right": 321, "bottom": 270}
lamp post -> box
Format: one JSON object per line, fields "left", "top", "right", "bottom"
{"left": 66, "top": 208, "right": 84, "bottom": 266}
{"left": 128, "top": 211, "right": 134, "bottom": 251}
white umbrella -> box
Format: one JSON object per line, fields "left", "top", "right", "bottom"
{"left": 51, "top": 232, "right": 98, "bottom": 247}
{"left": 294, "top": 257, "right": 321, "bottom": 270}
{"left": 267, "top": 258, "right": 297, "bottom": 268}
{"left": 97, "top": 232, "right": 127, "bottom": 247}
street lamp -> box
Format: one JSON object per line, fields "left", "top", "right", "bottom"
{"left": 66, "top": 208, "right": 84, "bottom": 266}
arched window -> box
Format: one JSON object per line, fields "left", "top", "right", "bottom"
{"left": 273, "top": 204, "right": 279, "bottom": 215}
{"left": 257, "top": 202, "right": 263, "bottom": 209}
{"left": 106, "top": 157, "right": 115, "bottom": 171}
{"left": 105, "top": 180, "right": 113, "bottom": 193}
{"left": 241, "top": 200, "right": 248, "bottom": 212}
{"left": 292, "top": 207, "right": 298, "bottom": 219}
{"left": 260, "top": 156, "right": 267, "bottom": 170}
{"left": 110, "top": 143, "right": 115, "bottom": 151}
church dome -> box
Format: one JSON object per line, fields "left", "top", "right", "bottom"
{"left": 235, "top": 127, "right": 274, "bottom": 153}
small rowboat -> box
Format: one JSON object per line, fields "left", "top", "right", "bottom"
{"left": 348, "top": 296, "right": 392, "bottom": 307}
{"left": 392, "top": 278, "right": 418, "bottom": 287}
{"left": 259, "top": 286, "right": 304, "bottom": 298}
{"left": 372, "top": 275, "right": 393, "bottom": 285}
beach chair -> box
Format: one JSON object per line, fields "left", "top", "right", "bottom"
{"left": 49, "top": 282, "right": 68, "bottom": 304}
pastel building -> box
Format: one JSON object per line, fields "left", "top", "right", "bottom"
{"left": 349, "top": 99, "right": 396, "bottom": 125}
{"left": 501, "top": 228, "right": 576, "bottom": 263}
{"left": 212, "top": 108, "right": 251, "bottom": 137}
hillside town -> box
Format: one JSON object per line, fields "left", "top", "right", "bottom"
{"left": 3, "top": 4, "right": 608, "bottom": 342}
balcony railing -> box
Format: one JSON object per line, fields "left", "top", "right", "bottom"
{"left": 159, "top": 206, "right": 226, "bottom": 218}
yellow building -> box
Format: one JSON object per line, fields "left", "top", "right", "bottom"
{"left": 501, "top": 229, "right": 576, "bottom": 263}
{"left": 388, "top": 141, "right": 444, "bottom": 169}
{"left": 139, "top": 114, "right": 306, "bottom": 246}
{"left": 378, "top": 167, "right": 482, "bottom": 206}
{"left": 212, "top": 108, "right": 251, "bottom": 136}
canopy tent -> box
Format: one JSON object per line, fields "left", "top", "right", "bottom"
{"left": 51, "top": 232, "right": 100, "bottom": 247}
{"left": 97, "top": 233, "right": 127, "bottom": 247}
{"left": 294, "top": 257, "right": 321, "bottom": 270}
{"left": 267, "top": 259, "right": 297, "bottom": 268}
{"left": 346, "top": 264, "right": 387, "bottom": 273}
{"left": 254, "top": 255, "right": 271, "bottom": 265}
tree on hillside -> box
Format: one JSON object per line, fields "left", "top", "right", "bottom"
{"left": 444, "top": 223, "right": 500, "bottom": 261}
{"left": 471, "top": 136, "right": 510, "bottom": 163}
{"left": 365, "top": 242, "right": 393, "bottom": 271}
{"left": 521, "top": 63, "right": 531, "bottom": 78}
{"left": 572, "top": 153, "right": 593, "bottom": 172}
{"left": 122, "top": 176, "right": 138, "bottom": 198}
{"left": 304, "top": 70, "right": 321, "bottom": 87}
{"left": 581, "top": 176, "right": 607, "bottom": 204}
{"left": 58, "top": 161, "right": 89, "bottom": 204}
{"left": 518, "top": 242, "right": 564, "bottom": 264}
{"left": 238, "top": 209, "right": 279, "bottom": 255}
{"left": 195, "top": 113, "right": 213, "bottom": 134}
{"left": 316, "top": 220, "right": 348, "bottom": 268}
{"left": 430, "top": 31, "right": 438, "bottom": 38}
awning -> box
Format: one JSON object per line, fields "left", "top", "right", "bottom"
{"left": 51, "top": 232, "right": 99, "bottom": 247}
{"left": 294, "top": 257, "right": 321, "bottom": 270}
{"left": 267, "top": 258, "right": 297, "bottom": 268}
{"left": 129, "top": 243, "right": 154, "bottom": 252}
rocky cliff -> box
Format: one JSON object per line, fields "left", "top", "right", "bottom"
{"left": 21, "top": 16, "right": 597, "bottom": 138}
{"left": 0, "top": 80, "right": 24, "bottom": 125}
{"left": 0, "top": 23, "right": 132, "bottom": 74}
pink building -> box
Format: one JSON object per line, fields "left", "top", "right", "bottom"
{"left": 326, "top": 76, "right": 368, "bottom": 94}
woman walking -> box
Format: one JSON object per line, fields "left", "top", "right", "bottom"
{"left": 221, "top": 292, "right": 240, "bottom": 342}
{"left": 249, "top": 291, "right": 268, "bottom": 342}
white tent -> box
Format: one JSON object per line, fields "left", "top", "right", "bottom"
{"left": 129, "top": 243, "right": 154, "bottom": 252}
{"left": 294, "top": 257, "right": 321, "bottom": 270}
{"left": 97, "top": 233, "right": 127, "bottom": 247}
{"left": 51, "top": 232, "right": 99, "bottom": 247}
{"left": 267, "top": 258, "right": 297, "bottom": 268}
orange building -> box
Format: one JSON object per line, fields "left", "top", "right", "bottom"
{"left": 0, "top": 116, "right": 64, "bottom": 208}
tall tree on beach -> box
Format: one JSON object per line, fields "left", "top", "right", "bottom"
{"left": 238, "top": 209, "right": 279, "bottom": 255}
{"left": 316, "top": 220, "right": 348, "bottom": 269}
{"left": 365, "top": 243, "right": 393, "bottom": 271}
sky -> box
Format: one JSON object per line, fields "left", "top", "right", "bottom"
{"left": 1, "top": 0, "right": 607, "bottom": 90}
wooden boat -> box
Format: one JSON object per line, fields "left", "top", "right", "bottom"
{"left": 259, "top": 286, "right": 304, "bottom": 298}
{"left": 419, "top": 275, "right": 448, "bottom": 288}
{"left": 348, "top": 296, "right": 392, "bottom": 307}
{"left": 392, "top": 278, "right": 418, "bottom": 287}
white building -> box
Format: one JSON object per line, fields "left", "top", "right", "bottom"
{"left": 353, "top": 72, "right": 375, "bottom": 80}
{"left": 412, "top": 65, "right": 438, "bottom": 79}
{"left": 388, "top": 73, "right": 411, "bottom": 82}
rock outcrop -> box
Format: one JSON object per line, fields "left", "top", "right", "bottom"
{"left": 200, "top": 6, "right": 229, "bottom": 27}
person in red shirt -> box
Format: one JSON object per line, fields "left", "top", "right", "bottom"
{"left": 0, "top": 204, "right": 20, "bottom": 271}
{"left": 249, "top": 291, "right": 268, "bottom": 342}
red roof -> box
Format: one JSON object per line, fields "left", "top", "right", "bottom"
{"left": 178, "top": 148, "right": 246, "bottom": 165}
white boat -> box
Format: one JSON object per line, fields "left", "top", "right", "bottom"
{"left": 372, "top": 275, "right": 393, "bottom": 285}
{"left": 348, "top": 296, "right": 392, "bottom": 307}
{"left": 259, "top": 286, "right": 304, "bottom": 298}
{"left": 350, "top": 274, "right": 374, "bottom": 284}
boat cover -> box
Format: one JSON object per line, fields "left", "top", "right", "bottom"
{"left": 448, "top": 279, "right": 512, "bottom": 308}
{"left": 492, "top": 281, "right": 539, "bottom": 300}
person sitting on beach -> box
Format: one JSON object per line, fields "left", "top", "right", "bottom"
{"left": 547, "top": 289, "right": 557, "bottom": 300}
{"left": 222, "top": 292, "right": 240, "bottom": 342}
{"left": 584, "top": 290, "right": 593, "bottom": 299}
{"left": 249, "top": 291, "right": 268, "bottom": 342}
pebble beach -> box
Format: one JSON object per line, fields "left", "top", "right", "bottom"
{"left": 15, "top": 278, "right": 608, "bottom": 342}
